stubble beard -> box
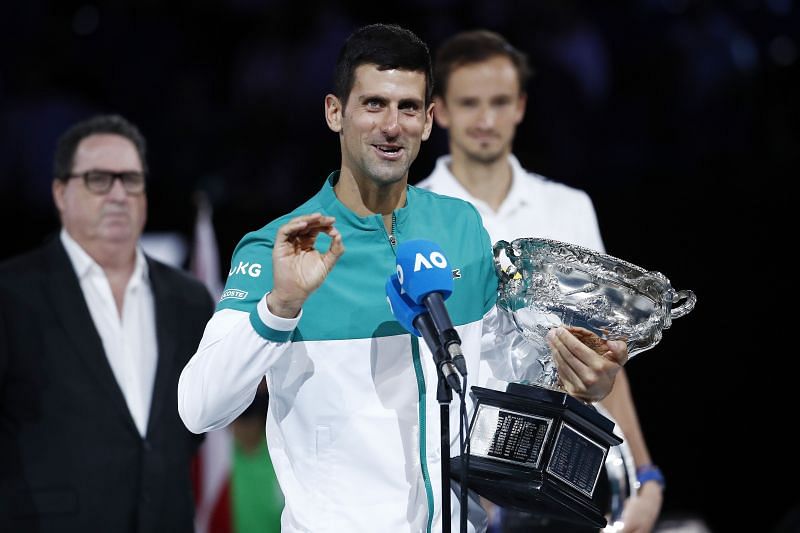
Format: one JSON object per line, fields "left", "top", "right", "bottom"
{"left": 464, "top": 144, "right": 506, "bottom": 166}
{"left": 370, "top": 159, "right": 411, "bottom": 186}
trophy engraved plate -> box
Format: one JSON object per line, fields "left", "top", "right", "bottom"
{"left": 451, "top": 238, "right": 696, "bottom": 529}
{"left": 546, "top": 423, "right": 607, "bottom": 498}
{"left": 470, "top": 404, "right": 553, "bottom": 469}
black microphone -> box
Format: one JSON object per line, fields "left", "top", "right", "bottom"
{"left": 415, "top": 312, "right": 463, "bottom": 394}
{"left": 385, "top": 274, "right": 462, "bottom": 394}
{"left": 395, "top": 240, "right": 468, "bottom": 377}
{"left": 419, "top": 291, "right": 467, "bottom": 378}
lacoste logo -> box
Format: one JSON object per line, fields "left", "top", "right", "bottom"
{"left": 220, "top": 289, "right": 248, "bottom": 301}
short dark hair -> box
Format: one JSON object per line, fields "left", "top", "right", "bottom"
{"left": 333, "top": 23, "right": 433, "bottom": 109}
{"left": 53, "top": 114, "right": 148, "bottom": 180}
{"left": 434, "top": 30, "right": 532, "bottom": 98}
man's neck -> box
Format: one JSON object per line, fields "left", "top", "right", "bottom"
{"left": 69, "top": 233, "right": 138, "bottom": 316}
{"left": 448, "top": 151, "right": 512, "bottom": 212}
{"left": 334, "top": 169, "right": 407, "bottom": 233}
{"left": 85, "top": 241, "right": 137, "bottom": 274}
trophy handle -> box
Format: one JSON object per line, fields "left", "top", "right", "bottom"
{"left": 670, "top": 290, "right": 697, "bottom": 320}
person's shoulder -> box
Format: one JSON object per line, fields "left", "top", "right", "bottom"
{"left": 410, "top": 184, "right": 475, "bottom": 211}
{"left": 409, "top": 185, "right": 486, "bottom": 229}
{"left": 147, "top": 258, "right": 204, "bottom": 289}
{"left": 519, "top": 168, "right": 594, "bottom": 203}
{"left": 146, "top": 258, "right": 214, "bottom": 309}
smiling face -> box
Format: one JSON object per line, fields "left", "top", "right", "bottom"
{"left": 326, "top": 64, "right": 434, "bottom": 190}
{"left": 435, "top": 55, "right": 526, "bottom": 165}
{"left": 52, "top": 133, "right": 147, "bottom": 251}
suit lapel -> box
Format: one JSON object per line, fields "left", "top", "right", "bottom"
{"left": 146, "top": 259, "right": 178, "bottom": 438}
{"left": 45, "top": 240, "right": 139, "bottom": 434}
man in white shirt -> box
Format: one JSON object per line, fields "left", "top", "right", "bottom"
{"left": 0, "top": 114, "right": 213, "bottom": 532}
{"left": 416, "top": 30, "right": 664, "bottom": 532}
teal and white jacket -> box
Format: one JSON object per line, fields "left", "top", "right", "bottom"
{"left": 179, "top": 173, "right": 519, "bottom": 533}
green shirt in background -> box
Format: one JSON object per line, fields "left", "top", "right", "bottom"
{"left": 232, "top": 439, "right": 284, "bottom": 533}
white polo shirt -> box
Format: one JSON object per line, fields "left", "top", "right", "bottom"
{"left": 416, "top": 154, "right": 605, "bottom": 252}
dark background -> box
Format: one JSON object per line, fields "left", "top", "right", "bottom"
{"left": 1, "top": 1, "right": 795, "bottom": 531}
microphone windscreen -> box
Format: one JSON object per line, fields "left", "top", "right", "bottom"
{"left": 395, "top": 239, "right": 453, "bottom": 304}
{"left": 385, "top": 273, "right": 424, "bottom": 336}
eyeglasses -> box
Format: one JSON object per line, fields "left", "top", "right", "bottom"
{"left": 65, "top": 170, "right": 146, "bottom": 195}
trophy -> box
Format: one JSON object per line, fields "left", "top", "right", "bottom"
{"left": 452, "top": 238, "right": 696, "bottom": 528}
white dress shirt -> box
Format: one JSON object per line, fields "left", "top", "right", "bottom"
{"left": 416, "top": 154, "right": 605, "bottom": 252}
{"left": 60, "top": 229, "right": 158, "bottom": 437}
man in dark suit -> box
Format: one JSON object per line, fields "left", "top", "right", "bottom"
{"left": 0, "top": 114, "right": 214, "bottom": 532}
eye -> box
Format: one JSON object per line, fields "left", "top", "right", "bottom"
{"left": 86, "top": 171, "right": 113, "bottom": 187}
{"left": 399, "top": 102, "right": 420, "bottom": 114}
{"left": 365, "top": 98, "right": 384, "bottom": 110}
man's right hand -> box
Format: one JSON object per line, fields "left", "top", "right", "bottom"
{"left": 267, "top": 213, "right": 345, "bottom": 318}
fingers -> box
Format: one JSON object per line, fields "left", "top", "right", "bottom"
{"left": 551, "top": 347, "right": 582, "bottom": 397}
{"left": 321, "top": 225, "right": 345, "bottom": 273}
{"left": 605, "top": 339, "right": 629, "bottom": 365}
{"left": 276, "top": 213, "right": 337, "bottom": 244}
{"left": 549, "top": 327, "right": 598, "bottom": 369}
{"left": 269, "top": 214, "right": 342, "bottom": 317}
{"left": 548, "top": 328, "right": 593, "bottom": 395}
{"left": 548, "top": 326, "right": 625, "bottom": 402}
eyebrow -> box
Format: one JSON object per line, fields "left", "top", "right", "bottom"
{"left": 359, "top": 94, "right": 424, "bottom": 108}
{"left": 359, "top": 94, "right": 388, "bottom": 105}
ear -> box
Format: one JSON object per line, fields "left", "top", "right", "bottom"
{"left": 325, "top": 94, "right": 343, "bottom": 133}
{"left": 514, "top": 92, "right": 527, "bottom": 125}
{"left": 52, "top": 179, "right": 66, "bottom": 215}
{"left": 421, "top": 101, "right": 435, "bottom": 142}
{"left": 432, "top": 96, "right": 450, "bottom": 129}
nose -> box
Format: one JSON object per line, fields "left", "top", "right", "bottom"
{"left": 476, "top": 104, "right": 496, "bottom": 129}
{"left": 380, "top": 109, "right": 400, "bottom": 138}
{"left": 106, "top": 177, "right": 129, "bottom": 200}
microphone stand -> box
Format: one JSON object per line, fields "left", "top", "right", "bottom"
{"left": 435, "top": 350, "right": 454, "bottom": 533}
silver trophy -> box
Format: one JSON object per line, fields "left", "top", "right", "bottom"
{"left": 453, "top": 238, "right": 696, "bottom": 529}
{"left": 493, "top": 237, "right": 696, "bottom": 388}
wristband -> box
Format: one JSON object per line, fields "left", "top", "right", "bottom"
{"left": 636, "top": 464, "right": 665, "bottom": 490}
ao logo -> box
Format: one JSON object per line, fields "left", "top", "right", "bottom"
{"left": 396, "top": 251, "right": 447, "bottom": 285}
{"left": 229, "top": 261, "right": 262, "bottom": 277}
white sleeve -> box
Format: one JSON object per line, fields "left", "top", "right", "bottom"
{"left": 177, "top": 294, "right": 300, "bottom": 434}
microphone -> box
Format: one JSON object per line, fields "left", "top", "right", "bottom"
{"left": 395, "top": 240, "right": 468, "bottom": 378}
{"left": 385, "top": 274, "right": 462, "bottom": 394}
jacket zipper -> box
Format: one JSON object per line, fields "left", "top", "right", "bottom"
{"left": 386, "top": 209, "right": 434, "bottom": 532}
{"left": 388, "top": 212, "right": 397, "bottom": 249}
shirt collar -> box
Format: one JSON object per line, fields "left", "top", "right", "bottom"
{"left": 504, "top": 154, "right": 531, "bottom": 211}
{"left": 429, "top": 154, "right": 531, "bottom": 214}
{"left": 60, "top": 228, "right": 149, "bottom": 283}
{"left": 318, "top": 171, "right": 411, "bottom": 230}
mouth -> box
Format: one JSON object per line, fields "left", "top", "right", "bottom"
{"left": 102, "top": 211, "right": 131, "bottom": 221}
{"left": 372, "top": 144, "right": 404, "bottom": 161}
{"left": 469, "top": 130, "right": 499, "bottom": 143}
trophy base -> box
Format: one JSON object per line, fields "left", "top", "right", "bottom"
{"left": 450, "top": 455, "right": 608, "bottom": 528}
{"left": 451, "top": 383, "right": 622, "bottom": 529}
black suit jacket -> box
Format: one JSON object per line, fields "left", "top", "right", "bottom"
{"left": 0, "top": 237, "right": 214, "bottom": 533}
